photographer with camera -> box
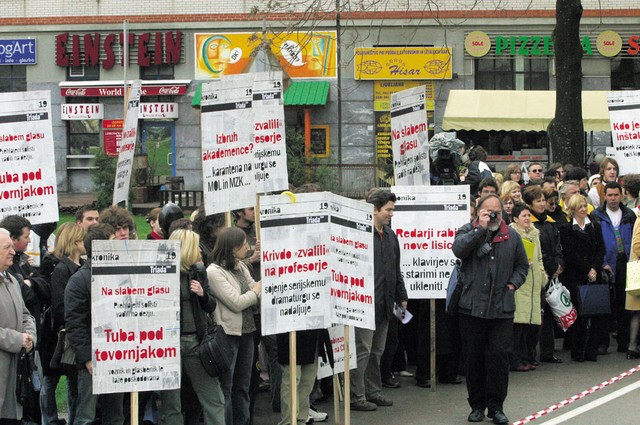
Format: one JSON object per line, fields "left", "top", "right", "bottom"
{"left": 452, "top": 194, "right": 529, "bottom": 425}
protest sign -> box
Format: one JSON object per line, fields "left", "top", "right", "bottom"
{"left": 608, "top": 90, "right": 640, "bottom": 174}
{"left": 392, "top": 185, "right": 469, "bottom": 298}
{"left": 0, "top": 90, "right": 58, "bottom": 224}
{"left": 201, "top": 74, "right": 255, "bottom": 214}
{"left": 391, "top": 85, "right": 430, "bottom": 185}
{"left": 91, "top": 240, "right": 181, "bottom": 394}
{"left": 317, "top": 325, "right": 357, "bottom": 379}
{"left": 113, "top": 81, "right": 142, "bottom": 206}
{"left": 329, "top": 195, "right": 375, "bottom": 330}
{"left": 252, "top": 71, "right": 288, "bottom": 193}
{"left": 260, "top": 192, "right": 332, "bottom": 335}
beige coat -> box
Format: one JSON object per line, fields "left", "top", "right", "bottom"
{"left": 206, "top": 262, "right": 260, "bottom": 336}
{"left": 510, "top": 223, "right": 546, "bottom": 325}
{"left": 627, "top": 218, "right": 640, "bottom": 310}
{"left": 0, "top": 273, "right": 37, "bottom": 419}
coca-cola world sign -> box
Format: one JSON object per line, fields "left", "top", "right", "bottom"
{"left": 60, "top": 84, "right": 187, "bottom": 97}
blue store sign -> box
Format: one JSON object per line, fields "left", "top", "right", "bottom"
{"left": 0, "top": 39, "right": 37, "bottom": 65}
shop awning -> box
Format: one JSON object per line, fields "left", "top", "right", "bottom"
{"left": 283, "top": 81, "right": 330, "bottom": 106}
{"left": 442, "top": 90, "right": 611, "bottom": 132}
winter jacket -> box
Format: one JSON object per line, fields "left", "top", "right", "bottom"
{"left": 592, "top": 204, "right": 636, "bottom": 275}
{"left": 510, "top": 223, "right": 545, "bottom": 325}
{"left": 453, "top": 219, "right": 529, "bottom": 320}
{"left": 206, "top": 261, "right": 259, "bottom": 336}
{"left": 374, "top": 225, "right": 408, "bottom": 325}
{"left": 530, "top": 211, "right": 564, "bottom": 278}
{"left": 64, "top": 261, "right": 93, "bottom": 368}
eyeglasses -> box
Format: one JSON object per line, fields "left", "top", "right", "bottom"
{"left": 548, "top": 201, "right": 557, "bottom": 206}
{"left": 530, "top": 169, "right": 543, "bottom": 173}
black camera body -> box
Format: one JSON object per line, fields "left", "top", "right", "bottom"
{"left": 488, "top": 211, "right": 498, "bottom": 220}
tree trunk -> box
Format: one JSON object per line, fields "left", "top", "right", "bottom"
{"left": 549, "top": 0, "right": 583, "bottom": 166}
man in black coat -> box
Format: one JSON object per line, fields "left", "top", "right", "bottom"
{"left": 350, "top": 190, "right": 408, "bottom": 412}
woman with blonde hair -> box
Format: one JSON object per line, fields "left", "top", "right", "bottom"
{"left": 42, "top": 223, "right": 86, "bottom": 425}
{"left": 160, "top": 228, "right": 225, "bottom": 424}
{"left": 501, "top": 180, "right": 522, "bottom": 203}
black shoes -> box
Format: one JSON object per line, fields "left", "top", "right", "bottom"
{"left": 488, "top": 410, "right": 509, "bottom": 424}
{"left": 467, "top": 409, "right": 485, "bottom": 422}
{"left": 540, "top": 355, "right": 563, "bottom": 364}
{"left": 438, "top": 376, "right": 463, "bottom": 384}
{"left": 627, "top": 349, "right": 640, "bottom": 359}
{"left": 415, "top": 379, "right": 431, "bottom": 388}
{"left": 381, "top": 374, "right": 400, "bottom": 388}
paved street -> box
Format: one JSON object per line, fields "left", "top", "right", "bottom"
{"left": 252, "top": 346, "right": 640, "bottom": 425}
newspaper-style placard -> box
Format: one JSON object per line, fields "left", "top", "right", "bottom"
{"left": 329, "top": 195, "right": 375, "bottom": 330}
{"left": 252, "top": 71, "right": 288, "bottom": 193}
{"left": 317, "top": 325, "right": 356, "bottom": 379}
{"left": 392, "top": 185, "right": 469, "bottom": 299}
{"left": 260, "top": 192, "right": 332, "bottom": 335}
{"left": 0, "top": 90, "right": 58, "bottom": 224}
{"left": 91, "top": 240, "right": 181, "bottom": 394}
{"left": 608, "top": 90, "right": 640, "bottom": 174}
{"left": 390, "top": 85, "right": 430, "bottom": 185}
{"left": 113, "top": 81, "right": 142, "bottom": 206}
{"left": 201, "top": 74, "right": 255, "bottom": 215}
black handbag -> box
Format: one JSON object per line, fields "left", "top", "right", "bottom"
{"left": 578, "top": 283, "right": 612, "bottom": 316}
{"left": 198, "top": 324, "right": 233, "bottom": 378}
{"left": 16, "top": 349, "right": 40, "bottom": 407}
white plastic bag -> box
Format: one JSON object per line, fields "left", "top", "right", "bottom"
{"left": 544, "top": 278, "right": 577, "bottom": 331}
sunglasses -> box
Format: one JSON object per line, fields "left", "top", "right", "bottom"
{"left": 530, "top": 169, "right": 543, "bottom": 173}
{"left": 547, "top": 201, "right": 557, "bottom": 206}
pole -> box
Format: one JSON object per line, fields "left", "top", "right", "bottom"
{"left": 343, "top": 325, "right": 350, "bottom": 425}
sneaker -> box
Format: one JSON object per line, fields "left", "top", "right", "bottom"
{"left": 350, "top": 400, "right": 377, "bottom": 411}
{"left": 308, "top": 406, "right": 328, "bottom": 422}
{"left": 397, "top": 370, "right": 414, "bottom": 377}
{"left": 367, "top": 395, "right": 393, "bottom": 406}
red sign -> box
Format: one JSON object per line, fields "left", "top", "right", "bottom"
{"left": 61, "top": 84, "right": 187, "bottom": 97}
{"left": 103, "top": 120, "right": 123, "bottom": 156}
{"left": 55, "top": 31, "right": 182, "bottom": 69}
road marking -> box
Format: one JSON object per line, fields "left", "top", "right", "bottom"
{"left": 537, "top": 379, "right": 640, "bottom": 425}
{"left": 511, "top": 364, "right": 640, "bottom": 424}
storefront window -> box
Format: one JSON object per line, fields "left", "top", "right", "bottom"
{"left": 67, "top": 65, "right": 100, "bottom": 81}
{"left": 611, "top": 58, "right": 640, "bottom": 90}
{"left": 0, "top": 65, "right": 26, "bottom": 92}
{"left": 68, "top": 119, "right": 100, "bottom": 155}
{"left": 141, "top": 64, "right": 174, "bottom": 80}
{"left": 475, "top": 58, "right": 548, "bottom": 90}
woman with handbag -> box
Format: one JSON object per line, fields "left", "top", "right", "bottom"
{"left": 626, "top": 215, "right": 640, "bottom": 359}
{"left": 509, "top": 203, "right": 546, "bottom": 371}
{"left": 42, "top": 223, "right": 86, "bottom": 425}
{"left": 207, "top": 227, "right": 261, "bottom": 425}
{"left": 159, "top": 229, "right": 225, "bottom": 425}
{"left": 559, "top": 194, "right": 606, "bottom": 362}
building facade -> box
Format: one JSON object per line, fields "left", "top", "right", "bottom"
{"left": 1, "top": 1, "right": 639, "bottom": 194}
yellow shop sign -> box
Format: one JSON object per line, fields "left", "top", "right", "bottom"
{"left": 354, "top": 47, "right": 452, "bottom": 80}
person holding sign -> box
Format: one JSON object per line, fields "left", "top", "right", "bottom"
{"left": 63, "top": 224, "right": 123, "bottom": 425}
{"left": 159, "top": 229, "right": 225, "bottom": 425}
{"left": 207, "top": 227, "right": 262, "bottom": 425}
{"left": 509, "top": 203, "right": 546, "bottom": 372}
{"left": 453, "top": 194, "right": 529, "bottom": 424}
{"left": 350, "top": 190, "right": 408, "bottom": 412}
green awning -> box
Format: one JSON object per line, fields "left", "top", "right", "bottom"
{"left": 284, "top": 81, "right": 330, "bottom": 106}
{"left": 192, "top": 80, "right": 330, "bottom": 108}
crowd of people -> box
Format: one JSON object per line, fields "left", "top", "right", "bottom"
{"left": 452, "top": 151, "right": 640, "bottom": 424}
{"left": 2, "top": 153, "right": 640, "bottom": 425}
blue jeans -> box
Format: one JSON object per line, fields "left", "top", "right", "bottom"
{"left": 219, "top": 332, "right": 255, "bottom": 425}
{"left": 75, "top": 368, "right": 124, "bottom": 425}
{"left": 40, "top": 372, "right": 78, "bottom": 425}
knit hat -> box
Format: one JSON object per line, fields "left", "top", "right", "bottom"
{"left": 588, "top": 174, "right": 601, "bottom": 188}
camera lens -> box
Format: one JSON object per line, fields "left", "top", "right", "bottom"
{"left": 489, "top": 211, "right": 498, "bottom": 219}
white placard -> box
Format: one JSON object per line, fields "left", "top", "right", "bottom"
{"left": 252, "top": 71, "right": 288, "bottom": 193}
{"left": 390, "top": 85, "right": 430, "bottom": 185}
{"left": 392, "top": 185, "right": 470, "bottom": 299}
{"left": 608, "top": 90, "right": 640, "bottom": 174}
{"left": 329, "top": 195, "right": 375, "bottom": 330}
{"left": 0, "top": 90, "right": 58, "bottom": 224}
{"left": 201, "top": 74, "right": 255, "bottom": 214}
{"left": 61, "top": 103, "right": 103, "bottom": 120}
{"left": 139, "top": 102, "right": 179, "bottom": 119}
{"left": 260, "top": 192, "right": 332, "bottom": 335}
{"left": 317, "top": 325, "right": 357, "bottom": 379}
{"left": 113, "top": 81, "right": 142, "bottom": 206}
{"left": 91, "top": 240, "right": 181, "bottom": 394}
